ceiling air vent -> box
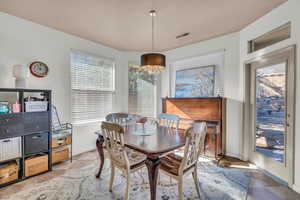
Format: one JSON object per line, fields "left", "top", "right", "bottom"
{"left": 176, "top": 32, "right": 190, "bottom": 39}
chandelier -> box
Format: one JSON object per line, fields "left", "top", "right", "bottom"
{"left": 140, "top": 8, "right": 166, "bottom": 75}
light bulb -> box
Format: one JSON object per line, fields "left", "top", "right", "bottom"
{"left": 149, "top": 10, "right": 156, "bottom": 17}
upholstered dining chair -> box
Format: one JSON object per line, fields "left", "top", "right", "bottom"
{"left": 159, "top": 122, "right": 207, "bottom": 200}
{"left": 101, "top": 121, "right": 146, "bottom": 200}
{"left": 157, "top": 113, "right": 180, "bottom": 129}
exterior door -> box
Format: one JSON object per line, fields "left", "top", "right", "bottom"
{"left": 248, "top": 47, "right": 295, "bottom": 185}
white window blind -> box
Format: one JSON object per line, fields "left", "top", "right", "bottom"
{"left": 71, "top": 51, "right": 114, "bottom": 123}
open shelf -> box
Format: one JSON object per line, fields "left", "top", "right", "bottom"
{"left": 0, "top": 88, "right": 52, "bottom": 188}
{"left": 0, "top": 157, "right": 22, "bottom": 165}
{"left": 23, "top": 169, "right": 51, "bottom": 179}
{"left": 24, "top": 151, "right": 50, "bottom": 158}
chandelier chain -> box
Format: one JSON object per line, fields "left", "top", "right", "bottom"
{"left": 152, "top": 11, "right": 154, "bottom": 51}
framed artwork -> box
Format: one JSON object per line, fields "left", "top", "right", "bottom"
{"left": 175, "top": 65, "right": 216, "bottom": 98}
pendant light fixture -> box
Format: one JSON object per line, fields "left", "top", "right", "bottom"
{"left": 140, "top": 4, "right": 166, "bottom": 75}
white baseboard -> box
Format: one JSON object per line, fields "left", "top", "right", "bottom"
{"left": 73, "top": 147, "right": 96, "bottom": 156}
{"left": 225, "top": 152, "right": 243, "bottom": 160}
{"left": 293, "top": 184, "right": 300, "bottom": 194}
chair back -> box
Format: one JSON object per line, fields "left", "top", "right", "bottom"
{"left": 106, "top": 113, "right": 144, "bottom": 125}
{"left": 105, "top": 113, "right": 130, "bottom": 125}
{"left": 101, "top": 121, "right": 130, "bottom": 169}
{"left": 128, "top": 113, "right": 143, "bottom": 123}
{"left": 157, "top": 113, "right": 180, "bottom": 129}
{"left": 179, "top": 122, "right": 207, "bottom": 174}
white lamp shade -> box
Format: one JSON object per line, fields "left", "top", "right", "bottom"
{"left": 13, "top": 64, "right": 28, "bottom": 79}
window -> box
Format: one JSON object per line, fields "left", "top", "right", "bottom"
{"left": 71, "top": 50, "right": 114, "bottom": 123}
{"left": 128, "top": 63, "right": 156, "bottom": 117}
{"left": 248, "top": 22, "right": 291, "bottom": 53}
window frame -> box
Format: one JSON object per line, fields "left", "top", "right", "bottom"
{"left": 248, "top": 22, "right": 291, "bottom": 54}
{"left": 175, "top": 65, "right": 216, "bottom": 98}
{"left": 70, "top": 49, "right": 116, "bottom": 124}
{"left": 128, "top": 62, "right": 157, "bottom": 117}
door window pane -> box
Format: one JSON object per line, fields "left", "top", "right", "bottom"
{"left": 255, "top": 63, "right": 286, "bottom": 163}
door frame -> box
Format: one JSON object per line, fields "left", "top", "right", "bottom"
{"left": 243, "top": 45, "right": 296, "bottom": 186}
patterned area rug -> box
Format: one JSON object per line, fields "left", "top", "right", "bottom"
{"left": 3, "top": 158, "right": 251, "bottom": 200}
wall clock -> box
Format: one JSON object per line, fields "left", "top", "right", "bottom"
{"left": 29, "top": 61, "right": 49, "bottom": 78}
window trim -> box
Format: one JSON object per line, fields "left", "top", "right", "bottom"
{"left": 70, "top": 49, "right": 116, "bottom": 124}
{"left": 247, "top": 22, "right": 291, "bottom": 54}
{"left": 128, "top": 61, "right": 157, "bottom": 117}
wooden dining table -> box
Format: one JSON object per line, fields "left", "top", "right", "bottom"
{"left": 95, "top": 125, "right": 186, "bottom": 200}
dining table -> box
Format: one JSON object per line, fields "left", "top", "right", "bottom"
{"left": 95, "top": 124, "right": 186, "bottom": 200}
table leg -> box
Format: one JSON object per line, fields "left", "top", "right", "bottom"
{"left": 145, "top": 157, "right": 161, "bottom": 200}
{"left": 96, "top": 136, "right": 105, "bottom": 178}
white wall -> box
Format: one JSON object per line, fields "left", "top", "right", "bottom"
{"left": 0, "top": 12, "right": 127, "bottom": 156}
{"left": 239, "top": 0, "right": 300, "bottom": 192}
{"left": 162, "top": 32, "right": 243, "bottom": 158}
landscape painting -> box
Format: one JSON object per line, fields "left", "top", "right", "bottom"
{"left": 175, "top": 65, "right": 215, "bottom": 98}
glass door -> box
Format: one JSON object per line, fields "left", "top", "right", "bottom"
{"left": 255, "top": 63, "right": 286, "bottom": 163}
{"left": 248, "top": 47, "right": 295, "bottom": 185}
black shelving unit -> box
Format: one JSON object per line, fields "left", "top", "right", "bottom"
{"left": 0, "top": 88, "right": 52, "bottom": 188}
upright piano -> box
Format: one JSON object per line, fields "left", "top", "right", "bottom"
{"left": 162, "top": 97, "right": 226, "bottom": 160}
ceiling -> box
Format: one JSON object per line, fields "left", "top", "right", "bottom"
{"left": 0, "top": 0, "right": 287, "bottom": 51}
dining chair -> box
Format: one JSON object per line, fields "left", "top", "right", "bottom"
{"left": 101, "top": 121, "right": 146, "bottom": 200}
{"left": 159, "top": 122, "right": 207, "bottom": 200}
{"left": 105, "top": 112, "right": 130, "bottom": 124}
{"left": 106, "top": 113, "right": 143, "bottom": 125}
{"left": 128, "top": 113, "right": 144, "bottom": 124}
{"left": 157, "top": 113, "right": 180, "bottom": 129}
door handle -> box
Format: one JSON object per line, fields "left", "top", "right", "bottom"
{"left": 32, "top": 135, "right": 42, "bottom": 139}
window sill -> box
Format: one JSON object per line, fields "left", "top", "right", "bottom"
{"left": 72, "top": 118, "right": 105, "bottom": 127}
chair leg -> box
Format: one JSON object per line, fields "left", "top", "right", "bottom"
{"left": 109, "top": 164, "right": 115, "bottom": 192}
{"left": 125, "top": 174, "right": 131, "bottom": 200}
{"left": 192, "top": 167, "right": 201, "bottom": 199}
{"left": 178, "top": 178, "right": 184, "bottom": 200}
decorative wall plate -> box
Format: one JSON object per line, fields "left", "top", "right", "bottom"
{"left": 29, "top": 61, "right": 49, "bottom": 78}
